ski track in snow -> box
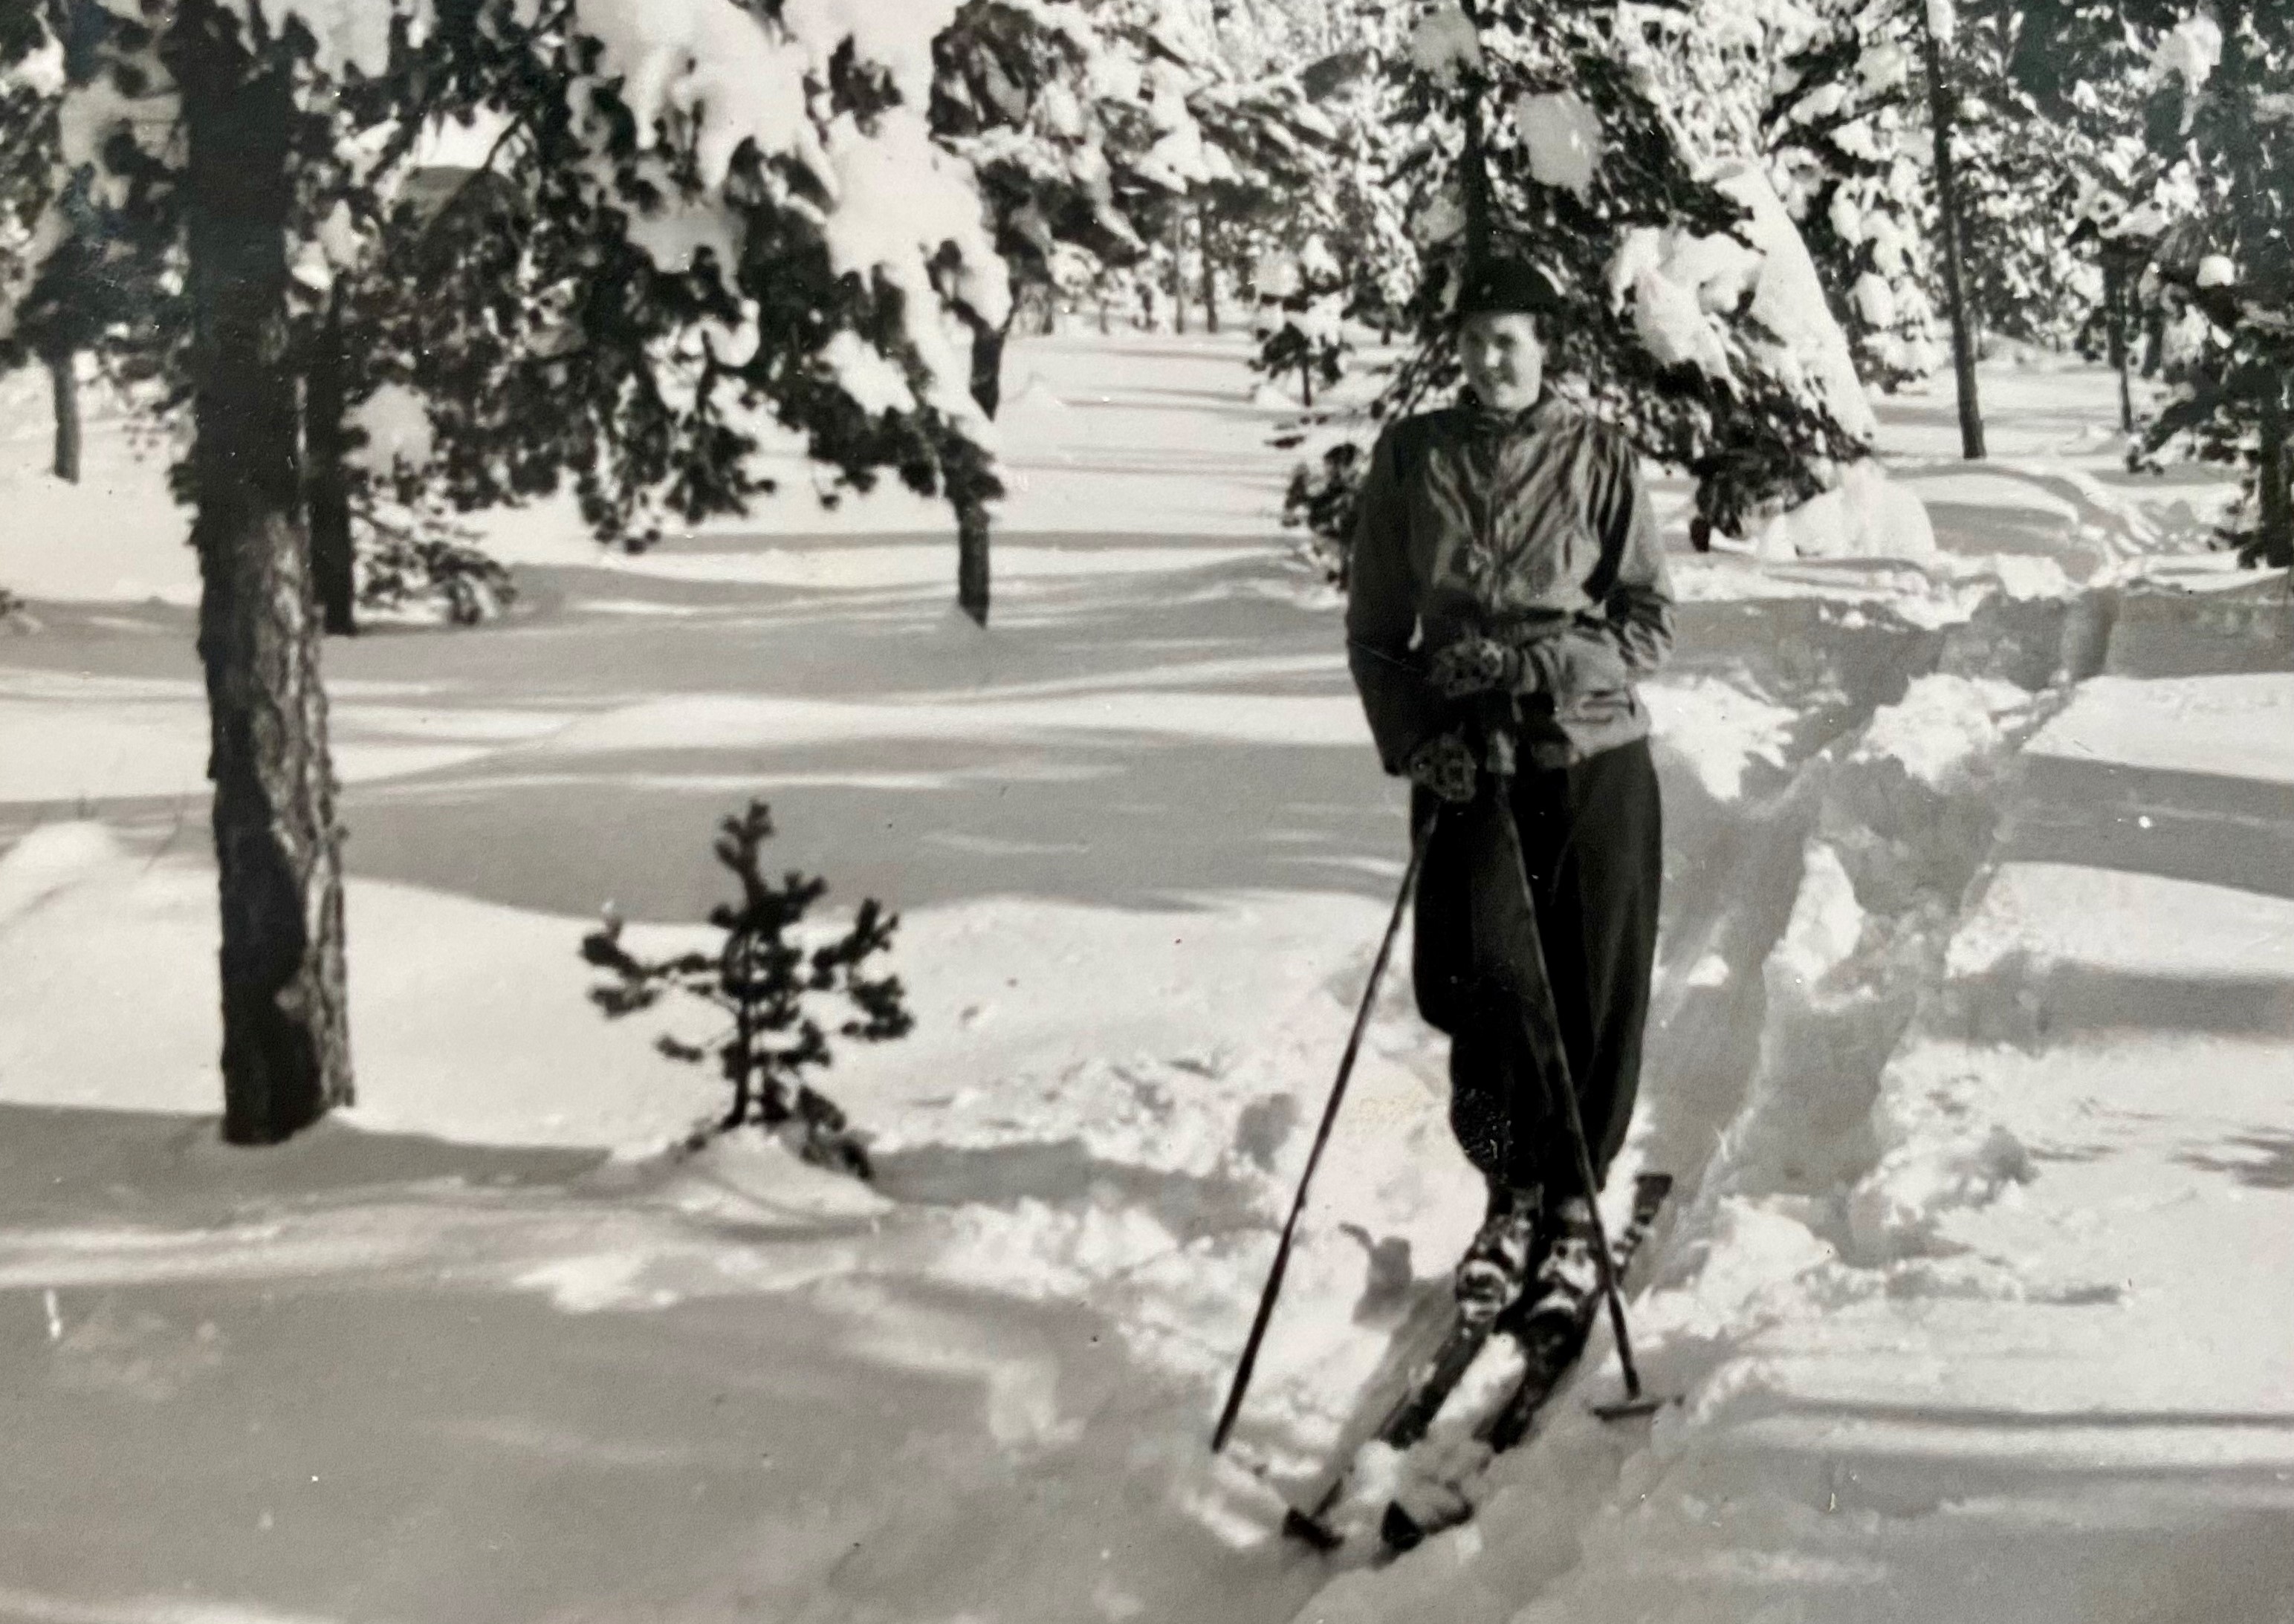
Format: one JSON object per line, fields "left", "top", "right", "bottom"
{"left": 2, "top": 337, "right": 2291, "bottom": 1623}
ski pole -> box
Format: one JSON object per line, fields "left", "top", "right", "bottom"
{"left": 1211, "top": 802, "right": 1440, "bottom": 1455}
{"left": 1483, "top": 717, "right": 1660, "bottom": 1419}
{"left": 1540, "top": 1016, "right": 1656, "bottom": 1414}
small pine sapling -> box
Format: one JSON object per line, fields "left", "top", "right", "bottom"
{"left": 581, "top": 802, "right": 913, "bottom": 1178}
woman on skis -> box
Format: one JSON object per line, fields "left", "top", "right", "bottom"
{"left": 1344, "top": 256, "right": 1673, "bottom": 1329}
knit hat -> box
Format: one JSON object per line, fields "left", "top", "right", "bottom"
{"left": 1454, "top": 257, "right": 1563, "bottom": 320}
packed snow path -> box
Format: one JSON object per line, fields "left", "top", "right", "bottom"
{"left": 2, "top": 335, "right": 2287, "bottom": 1622}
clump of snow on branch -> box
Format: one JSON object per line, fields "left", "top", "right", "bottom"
{"left": 2149, "top": 14, "right": 2223, "bottom": 94}
{"left": 1514, "top": 91, "right": 1604, "bottom": 201}
{"left": 1409, "top": 5, "right": 1480, "bottom": 84}
{"left": 1715, "top": 164, "right": 1879, "bottom": 444}
{"left": 822, "top": 111, "right": 1009, "bottom": 418}
{"left": 0, "top": 27, "right": 63, "bottom": 96}
{"left": 548, "top": 0, "right": 1005, "bottom": 421}
{"left": 784, "top": 0, "right": 963, "bottom": 106}
{"left": 206, "top": 0, "right": 415, "bottom": 76}
{"left": 820, "top": 330, "right": 918, "bottom": 418}
{"left": 1604, "top": 163, "right": 1877, "bottom": 442}
{"left": 567, "top": 0, "right": 823, "bottom": 189}
{"left": 349, "top": 382, "right": 437, "bottom": 473}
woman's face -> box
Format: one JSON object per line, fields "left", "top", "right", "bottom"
{"left": 1459, "top": 311, "right": 1546, "bottom": 412}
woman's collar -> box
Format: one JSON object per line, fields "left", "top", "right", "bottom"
{"left": 1461, "top": 387, "right": 1554, "bottom": 430}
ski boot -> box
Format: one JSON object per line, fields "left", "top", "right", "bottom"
{"left": 1454, "top": 1181, "right": 1543, "bottom": 1323}
{"left": 1521, "top": 1193, "right": 1601, "bottom": 1327}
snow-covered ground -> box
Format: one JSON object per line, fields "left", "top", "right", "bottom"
{"left": 1, "top": 334, "right": 2289, "bottom": 1624}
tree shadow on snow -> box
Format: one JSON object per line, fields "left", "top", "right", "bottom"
{"left": 1937, "top": 956, "right": 2294, "bottom": 1045}
{"left": 2003, "top": 755, "right": 2294, "bottom": 904}
{"left": 2182, "top": 1131, "right": 2294, "bottom": 1191}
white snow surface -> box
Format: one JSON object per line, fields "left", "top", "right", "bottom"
{"left": 3, "top": 331, "right": 2290, "bottom": 1621}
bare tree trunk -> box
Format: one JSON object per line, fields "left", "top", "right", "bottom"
{"left": 2260, "top": 389, "right": 2293, "bottom": 568}
{"left": 1199, "top": 199, "right": 1219, "bottom": 334}
{"left": 45, "top": 349, "right": 80, "bottom": 484}
{"left": 304, "top": 292, "right": 356, "bottom": 636}
{"left": 956, "top": 491, "right": 991, "bottom": 626}
{"left": 171, "top": 0, "right": 353, "bottom": 1144}
{"left": 942, "top": 431, "right": 995, "bottom": 626}
{"left": 1922, "top": 11, "right": 1986, "bottom": 461}
{"left": 1458, "top": 4, "right": 1494, "bottom": 279}
{"left": 1170, "top": 208, "right": 1189, "bottom": 335}
{"left": 2105, "top": 255, "right": 2133, "bottom": 435}
{"left": 967, "top": 309, "right": 1010, "bottom": 420}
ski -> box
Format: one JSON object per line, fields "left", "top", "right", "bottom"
{"left": 1280, "top": 1170, "right": 1673, "bottom": 1553}
{"left": 1280, "top": 1299, "right": 1498, "bottom": 1550}
{"left": 1378, "top": 1171, "right": 1674, "bottom": 1554}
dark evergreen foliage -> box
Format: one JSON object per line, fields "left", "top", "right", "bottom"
{"left": 581, "top": 802, "right": 913, "bottom": 1180}
{"left": 1282, "top": 0, "right": 1863, "bottom": 562}
{"left": 2118, "top": 0, "right": 2294, "bottom": 567}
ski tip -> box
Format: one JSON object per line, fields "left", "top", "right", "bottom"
{"left": 1379, "top": 1501, "right": 1429, "bottom": 1554}
{"left": 1281, "top": 1507, "right": 1344, "bottom": 1553}
{"left": 1592, "top": 1393, "right": 1674, "bottom": 1423}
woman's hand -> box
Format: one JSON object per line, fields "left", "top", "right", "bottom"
{"left": 1406, "top": 733, "right": 1480, "bottom": 802}
{"left": 1428, "top": 634, "right": 1532, "bottom": 700}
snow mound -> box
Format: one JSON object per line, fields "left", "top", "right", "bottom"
{"left": 0, "top": 819, "right": 124, "bottom": 926}
{"left": 656, "top": 1131, "right": 894, "bottom": 1223}
{"left": 1769, "top": 842, "right": 1864, "bottom": 992}
{"left": 0, "top": 831, "right": 726, "bottom": 1147}
{"left": 1848, "top": 672, "right": 2031, "bottom": 792}
{"left": 1847, "top": 1064, "right": 2035, "bottom": 1261}
{"left": 1641, "top": 675, "right": 1798, "bottom": 801}
{"left": 1755, "top": 457, "right": 1935, "bottom": 562}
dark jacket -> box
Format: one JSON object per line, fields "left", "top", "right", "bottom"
{"left": 1344, "top": 397, "right": 1676, "bottom": 773}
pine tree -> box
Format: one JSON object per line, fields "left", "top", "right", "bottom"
{"left": 581, "top": 801, "right": 912, "bottom": 1179}
{"left": 1653, "top": 0, "right": 1948, "bottom": 394}
{"left": 1287, "top": 0, "right": 1869, "bottom": 560}
{"left": 2122, "top": 1, "right": 2294, "bottom": 567}
{"left": 933, "top": 0, "right": 1150, "bottom": 418}
{"left": 0, "top": 0, "right": 1018, "bottom": 1141}
{"left": 1985, "top": 0, "right": 2151, "bottom": 423}
{"left": 1251, "top": 233, "right": 1347, "bottom": 405}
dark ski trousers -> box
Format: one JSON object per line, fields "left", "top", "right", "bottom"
{"left": 1413, "top": 737, "right": 1662, "bottom": 1199}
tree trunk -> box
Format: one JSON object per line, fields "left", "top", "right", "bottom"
{"left": 1170, "top": 209, "right": 1189, "bottom": 335}
{"left": 967, "top": 308, "right": 1011, "bottom": 420}
{"left": 1922, "top": 12, "right": 1986, "bottom": 461}
{"left": 2105, "top": 255, "right": 2133, "bottom": 435}
{"left": 170, "top": 0, "right": 353, "bottom": 1145}
{"left": 1199, "top": 199, "right": 1219, "bottom": 334}
{"left": 1458, "top": 0, "right": 1493, "bottom": 277}
{"left": 2259, "top": 389, "right": 2293, "bottom": 568}
{"left": 942, "top": 429, "right": 995, "bottom": 626}
{"left": 304, "top": 292, "right": 356, "bottom": 636}
{"left": 956, "top": 491, "right": 991, "bottom": 626}
{"left": 45, "top": 349, "right": 80, "bottom": 484}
